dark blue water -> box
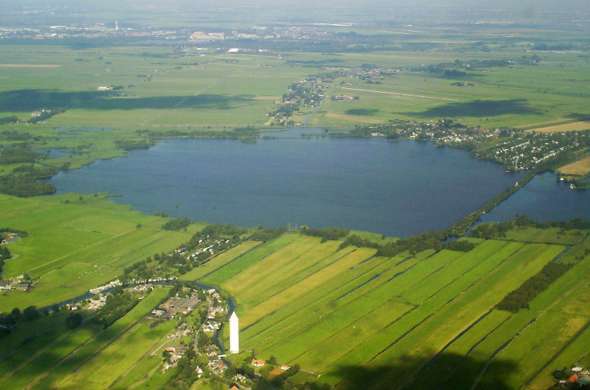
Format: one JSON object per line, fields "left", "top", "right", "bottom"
{"left": 53, "top": 134, "right": 521, "bottom": 236}
{"left": 482, "top": 172, "right": 590, "bottom": 223}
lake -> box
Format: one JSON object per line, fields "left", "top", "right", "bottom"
{"left": 53, "top": 131, "right": 521, "bottom": 237}
{"left": 482, "top": 172, "right": 590, "bottom": 223}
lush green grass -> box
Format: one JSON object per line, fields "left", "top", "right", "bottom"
{"left": 187, "top": 232, "right": 588, "bottom": 389}
{"left": 0, "top": 287, "right": 171, "bottom": 389}
{"left": 0, "top": 45, "right": 307, "bottom": 130}
{"left": 58, "top": 315, "right": 178, "bottom": 389}
{"left": 314, "top": 52, "right": 590, "bottom": 129}
{"left": 0, "top": 194, "right": 196, "bottom": 311}
{"left": 0, "top": 221, "right": 588, "bottom": 389}
{"left": 503, "top": 226, "right": 588, "bottom": 245}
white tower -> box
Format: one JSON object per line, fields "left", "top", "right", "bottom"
{"left": 229, "top": 311, "right": 239, "bottom": 354}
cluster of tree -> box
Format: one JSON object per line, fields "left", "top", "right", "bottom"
{"left": 302, "top": 227, "right": 350, "bottom": 242}
{"left": 114, "top": 138, "right": 154, "bottom": 151}
{"left": 141, "top": 127, "right": 259, "bottom": 143}
{"left": 0, "top": 172, "right": 56, "bottom": 197}
{"left": 198, "top": 224, "right": 246, "bottom": 239}
{"left": 375, "top": 232, "right": 446, "bottom": 257}
{"left": 65, "top": 312, "right": 84, "bottom": 329}
{"left": 167, "top": 344, "right": 202, "bottom": 389}
{"left": 1, "top": 130, "right": 36, "bottom": 141}
{"left": 340, "top": 234, "right": 381, "bottom": 250}
{"left": 471, "top": 216, "right": 590, "bottom": 240}
{"left": 93, "top": 291, "right": 138, "bottom": 328}
{"left": 497, "top": 262, "right": 572, "bottom": 312}
{"left": 0, "top": 306, "right": 43, "bottom": 336}
{"left": 12, "top": 164, "right": 58, "bottom": 179}
{"left": 162, "top": 218, "right": 192, "bottom": 231}
{"left": 340, "top": 230, "right": 469, "bottom": 258}
{"left": 0, "top": 228, "right": 29, "bottom": 238}
{"left": 254, "top": 364, "right": 304, "bottom": 390}
{"left": 250, "top": 227, "right": 287, "bottom": 242}
{"left": 443, "top": 240, "right": 476, "bottom": 252}
{"left": 469, "top": 222, "right": 512, "bottom": 240}
{"left": 545, "top": 219, "right": 590, "bottom": 231}
{"left": 0, "top": 143, "right": 40, "bottom": 164}
{"left": 0, "top": 246, "right": 11, "bottom": 277}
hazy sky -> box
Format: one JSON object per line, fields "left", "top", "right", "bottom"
{"left": 1, "top": 0, "right": 589, "bottom": 26}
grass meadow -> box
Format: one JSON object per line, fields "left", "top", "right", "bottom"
{"left": 0, "top": 193, "right": 197, "bottom": 311}
{"left": 180, "top": 230, "right": 590, "bottom": 389}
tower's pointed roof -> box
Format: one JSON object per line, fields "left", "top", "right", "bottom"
{"left": 230, "top": 311, "right": 239, "bottom": 320}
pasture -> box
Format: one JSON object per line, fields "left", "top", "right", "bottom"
{"left": 315, "top": 53, "right": 590, "bottom": 130}
{"left": 182, "top": 230, "right": 590, "bottom": 389}
{"left": 0, "top": 193, "right": 197, "bottom": 311}
{"left": 0, "top": 287, "right": 176, "bottom": 389}
{"left": 1, "top": 44, "right": 589, "bottom": 136}
{"left": 0, "top": 45, "right": 306, "bottom": 129}
{"left": 1, "top": 208, "right": 589, "bottom": 388}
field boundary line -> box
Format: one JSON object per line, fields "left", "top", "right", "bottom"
{"left": 470, "top": 318, "right": 537, "bottom": 390}
{"left": 107, "top": 322, "right": 180, "bottom": 389}
{"left": 466, "top": 315, "right": 512, "bottom": 357}
{"left": 288, "top": 300, "right": 417, "bottom": 369}
{"left": 341, "top": 87, "right": 459, "bottom": 102}
{"left": 242, "top": 241, "right": 347, "bottom": 306}
{"left": 254, "top": 257, "right": 387, "bottom": 352}
{"left": 242, "top": 252, "right": 384, "bottom": 339}
{"left": 369, "top": 313, "right": 434, "bottom": 363}
{"left": 26, "top": 290, "right": 169, "bottom": 389}
{"left": 268, "top": 247, "right": 359, "bottom": 303}
{"left": 524, "top": 319, "right": 590, "bottom": 388}
{"left": 183, "top": 241, "right": 262, "bottom": 281}
{"left": 27, "top": 227, "right": 140, "bottom": 274}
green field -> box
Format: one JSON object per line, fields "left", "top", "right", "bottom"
{"left": 315, "top": 52, "right": 590, "bottom": 129}
{"left": 0, "top": 193, "right": 198, "bottom": 311}
{"left": 0, "top": 287, "right": 175, "bottom": 389}
{"left": 179, "top": 230, "right": 590, "bottom": 389}
{"left": 1, "top": 191, "right": 590, "bottom": 388}
{"left": 1, "top": 19, "right": 590, "bottom": 389}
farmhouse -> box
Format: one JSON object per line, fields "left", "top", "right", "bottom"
{"left": 0, "top": 276, "right": 33, "bottom": 292}
{"left": 251, "top": 359, "right": 266, "bottom": 368}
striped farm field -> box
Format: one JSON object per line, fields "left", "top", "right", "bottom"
{"left": 179, "top": 240, "right": 262, "bottom": 281}
{"left": 0, "top": 287, "right": 172, "bottom": 389}
{"left": 188, "top": 231, "right": 590, "bottom": 389}
{"left": 2, "top": 220, "right": 589, "bottom": 389}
